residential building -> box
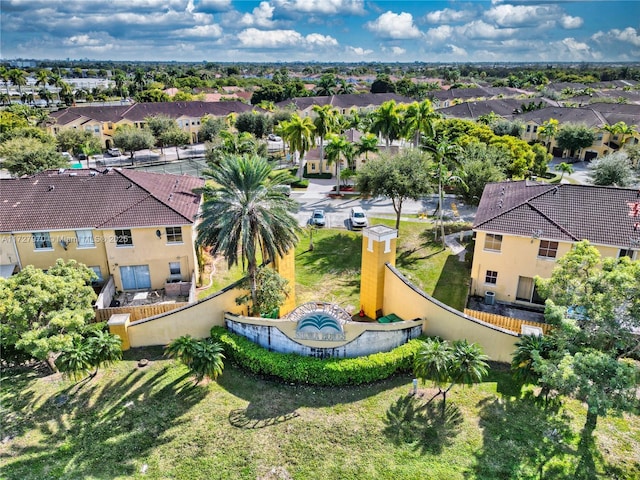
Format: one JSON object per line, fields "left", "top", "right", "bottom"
{"left": 0, "top": 169, "right": 204, "bottom": 291}
{"left": 275, "top": 93, "right": 414, "bottom": 117}
{"left": 470, "top": 181, "right": 640, "bottom": 306}
{"left": 47, "top": 101, "right": 257, "bottom": 149}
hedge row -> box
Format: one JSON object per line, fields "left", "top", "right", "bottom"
{"left": 210, "top": 326, "right": 424, "bottom": 386}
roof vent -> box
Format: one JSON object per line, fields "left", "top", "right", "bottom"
{"left": 69, "top": 172, "right": 77, "bottom": 177}
{"left": 89, "top": 171, "right": 98, "bottom": 177}
{"left": 126, "top": 182, "right": 133, "bottom": 189}
{"left": 48, "top": 185, "right": 55, "bottom": 191}
{"left": 58, "top": 168, "right": 65, "bottom": 174}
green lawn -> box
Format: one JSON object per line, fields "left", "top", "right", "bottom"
{"left": 2, "top": 351, "right": 638, "bottom": 479}
{"left": 203, "top": 217, "right": 472, "bottom": 311}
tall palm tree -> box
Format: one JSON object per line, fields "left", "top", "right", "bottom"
{"left": 48, "top": 72, "right": 64, "bottom": 104}
{"left": 0, "top": 66, "right": 11, "bottom": 99}
{"left": 369, "top": 100, "right": 402, "bottom": 149}
{"left": 280, "top": 114, "right": 316, "bottom": 179}
{"left": 8, "top": 69, "right": 27, "bottom": 97}
{"left": 425, "top": 137, "right": 463, "bottom": 248}
{"left": 538, "top": 118, "right": 559, "bottom": 153}
{"left": 355, "top": 132, "right": 379, "bottom": 165}
{"left": 325, "top": 133, "right": 354, "bottom": 195}
{"left": 402, "top": 99, "right": 439, "bottom": 147}
{"left": 312, "top": 104, "right": 339, "bottom": 165}
{"left": 35, "top": 69, "right": 49, "bottom": 90}
{"left": 197, "top": 155, "right": 300, "bottom": 310}
{"left": 554, "top": 162, "right": 574, "bottom": 182}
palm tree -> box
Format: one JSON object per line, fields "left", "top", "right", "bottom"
{"left": 325, "top": 133, "right": 354, "bottom": 195}
{"left": 37, "top": 87, "right": 53, "bottom": 107}
{"left": 369, "top": 100, "right": 402, "bottom": 149}
{"left": 280, "top": 114, "right": 316, "bottom": 179}
{"left": 312, "top": 105, "right": 339, "bottom": 165}
{"left": 511, "top": 334, "right": 554, "bottom": 391}
{"left": 337, "top": 79, "right": 356, "bottom": 95}
{"left": 355, "top": 132, "right": 379, "bottom": 166}
{"left": 414, "top": 337, "right": 455, "bottom": 404}
{"left": 197, "top": 155, "right": 300, "bottom": 310}
{"left": 402, "top": 100, "right": 439, "bottom": 147}
{"left": 35, "top": 69, "right": 49, "bottom": 90}
{"left": 165, "top": 335, "right": 225, "bottom": 384}
{"left": 86, "top": 330, "right": 122, "bottom": 376}
{"left": 113, "top": 70, "right": 127, "bottom": 98}
{"left": 554, "top": 162, "right": 574, "bottom": 182}
{"left": 48, "top": 72, "right": 64, "bottom": 104}
{"left": 425, "top": 137, "right": 463, "bottom": 248}
{"left": 538, "top": 118, "right": 559, "bottom": 153}
{"left": 0, "top": 66, "right": 11, "bottom": 99}
{"left": 604, "top": 121, "right": 638, "bottom": 148}
{"left": 8, "top": 69, "right": 27, "bottom": 97}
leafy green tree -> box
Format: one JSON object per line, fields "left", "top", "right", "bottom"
{"left": 279, "top": 114, "right": 315, "bottom": 180}
{"left": 315, "top": 73, "right": 338, "bottom": 96}
{"left": 112, "top": 125, "right": 156, "bottom": 159}
{"left": 236, "top": 267, "right": 290, "bottom": 317}
{"left": 199, "top": 115, "right": 226, "bottom": 143}
{"left": 197, "top": 155, "right": 300, "bottom": 308}
{"left": 531, "top": 143, "right": 552, "bottom": 177}
{"left": 135, "top": 88, "right": 169, "bottom": 103}
{"left": 357, "top": 149, "right": 433, "bottom": 230}
{"left": 0, "top": 136, "right": 67, "bottom": 176}
{"left": 489, "top": 134, "right": 536, "bottom": 179}
{"left": 161, "top": 127, "right": 191, "bottom": 160}
{"left": 370, "top": 74, "right": 396, "bottom": 94}
{"left": 250, "top": 83, "right": 286, "bottom": 104}
{"left": 588, "top": 152, "right": 635, "bottom": 187}
{"left": 538, "top": 118, "right": 559, "bottom": 153}
{"left": 0, "top": 260, "right": 97, "bottom": 372}
{"left": 205, "top": 131, "right": 265, "bottom": 165}
{"left": 235, "top": 111, "right": 272, "bottom": 138}
{"left": 165, "top": 335, "right": 225, "bottom": 384}
{"left": 533, "top": 241, "right": 640, "bottom": 435}
{"left": 56, "top": 129, "right": 101, "bottom": 159}
{"left": 145, "top": 115, "right": 176, "bottom": 153}
{"left": 556, "top": 124, "right": 596, "bottom": 158}
{"left": 456, "top": 143, "right": 507, "bottom": 205}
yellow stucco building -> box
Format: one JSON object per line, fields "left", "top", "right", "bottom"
{"left": 471, "top": 181, "right": 640, "bottom": 306}
{"left": 0, "top": 168, "right": 204, "bottom": 291}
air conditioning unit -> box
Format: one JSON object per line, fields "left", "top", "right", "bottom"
{"left": 521, "top": 325, "right": 543, "bottom": 336}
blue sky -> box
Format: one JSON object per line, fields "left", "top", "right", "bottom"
{"left": 1, "top": 0, "right": 639, "bottom": 63}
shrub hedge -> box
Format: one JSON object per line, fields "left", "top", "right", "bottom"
{"left": 210, "top": 326, "right": 424, "bottom": 386}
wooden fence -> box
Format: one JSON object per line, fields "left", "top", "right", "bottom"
{"left": 95, "top": 303, "right": 189, "bottom": 323}
{"left": 463, "top": 309, "right": 553, "bottom": 335}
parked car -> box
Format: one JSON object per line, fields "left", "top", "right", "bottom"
{"left": 310, "top": 209, "right": 326, "bottom": 227}
{"left": 77, "top": 153, "right": 87, "bottom": 161}
{"left": 267, "top": 134, "right": 282, "bottom": 142}
{"left": 350, "top": 206, "right": 368, "bottom": 228}
{"left": 61, "top": 152, "right": 72, "bottom": 161}
{"left": 107, "top": 148, "right": 121, "bottom": 157}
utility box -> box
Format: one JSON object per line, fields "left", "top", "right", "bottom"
{"left": 485, "top": 291, "right": 496, "bottom": 305}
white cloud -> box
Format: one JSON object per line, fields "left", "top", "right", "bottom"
{"left": 347, "top": 46, "right": 373, "bottom": 56}
{"left": 172, "top": 24, "right": 223, "bottom": 38}
{"left": 196, "top": 0, "right": 232, "bottom": 10}
{"left": 425, "top": 8, "right": 474, "bottom": 24}
{"left": 484, "top": 4, "right": 558, "bottom": 28}
{"left": 272, "top": 0, "right": 364, "bottom": 15}
{"left": 601, "top": 27, "right": 640, "bottom": 47}
{"left": 63, "top": 34, "right": 104, "bottom": 47}
{"left": 426, "top": 25, "right": 454, "bottom": 43}
{"left": 240, "top": 2, "right": 276, "bottom": 28}
{"left": 560, "top": 15, "right": 583, "bottom": 29}
{"left": 447, "top": 44, "right": 468, "bottom": 57}
{"left": 390, "top": 46, "right": 405, "bottom": 55}
{"left": 236, "top": 28, "right": 338, "bottom": 49}
{"left": 461, "top": 20, "right": 517, "bottom": 39}
{"left": 365, "top": 11, "right": 422, "bottom": 39}
{"left": 562, "top": 37, "right": 591, "bottom": 55}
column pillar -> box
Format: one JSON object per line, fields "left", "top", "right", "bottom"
{"left": 359, "top": 225, "right": 398, "bottom": 319}
{"left": 273, "top": 247, "right": 296, "bottom": 317}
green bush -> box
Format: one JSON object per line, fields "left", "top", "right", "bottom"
{"left": 291, "top": 178, "right": 308, "bottom": 188}
{"left": 210, "top": 326, "right": 424, "bottom": 386}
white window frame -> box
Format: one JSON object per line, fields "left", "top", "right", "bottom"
{"left": 165, "top": 226, "right": 183, "bottom": 244}
{"left": 76, "top": 229, "right": 95, "bottom": 248}
{"left": 484, "top": 234, "right": 503, "bottom": 252}
{"left": 32, "top": 232, "right": 52, "bottom": 250}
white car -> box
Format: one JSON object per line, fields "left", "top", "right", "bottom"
{"left": 107, "top": 148, "right": 121, "bottom": 157}
{"left": 350, "top": 207, "right": 368, "bottom": 228}
{"left": 267, "top": 134, "right": 282, "bottom": 142}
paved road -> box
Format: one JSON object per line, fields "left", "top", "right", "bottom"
{"left": 293, "top": 178, "right": 477, "bottom": 229}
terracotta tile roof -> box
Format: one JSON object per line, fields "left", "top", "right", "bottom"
{"left": 0, "top": 169, "right": 204, "bottom": 232}
{"left": 473, "top": 181, "right": 640, "bottom": 248}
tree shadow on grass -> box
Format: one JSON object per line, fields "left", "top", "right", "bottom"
{"left": 468, "top": 393, "right": 578, "bottom": 480}
{"left": 1, "top": 353, "right": 208, "bottom": 480}
{"left": 382, "top": 394, "right": 463, "bottom": 455}
{"left": 296, "top": 233, "right": 362, "bottom": 275}
{"left": 218, "top": 366, "right": 414, "bottom": 429}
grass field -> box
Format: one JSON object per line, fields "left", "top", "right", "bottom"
{"left": 199, "top": 217, "right": 472, "bottom": 312}
{"left": 1, "top": 349, "right": 638, "bottom": 480}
